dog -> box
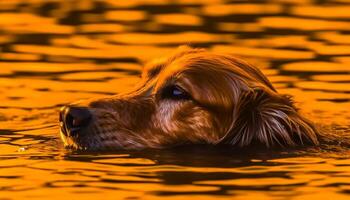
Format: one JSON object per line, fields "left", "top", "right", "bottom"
{"left": 59, "top": 46, "right": 319, "bottom": 150}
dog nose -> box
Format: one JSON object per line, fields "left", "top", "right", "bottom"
{"left": 59, "top": 106, "right": 91, "bottom": 137}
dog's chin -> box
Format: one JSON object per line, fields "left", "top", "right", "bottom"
{"left": 59, "top": 130, "right": 87, "bottom": 151}
{"left": 59, "top": 129, "right": 133, "bottom": 151}
{"left": 59, "top": 130, "right": 101, "bottom": 151}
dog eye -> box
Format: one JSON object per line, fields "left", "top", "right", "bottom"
{"left": 161, "top": 85, "right": 191, "bottom": 100}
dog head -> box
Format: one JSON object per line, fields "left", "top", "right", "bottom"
{"left": 59, "top": 46, "right": 319, "bottom": 150}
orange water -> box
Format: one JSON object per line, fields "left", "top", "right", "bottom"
{"left": 0, "top": 0, "right": 350, "bottom": 199}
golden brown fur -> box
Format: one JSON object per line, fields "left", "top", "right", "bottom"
{"left": 59, "top": 46, "right": 319, "bottom": 150}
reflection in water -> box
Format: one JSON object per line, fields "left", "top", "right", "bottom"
{"left": 0, "top": 0, "right": 350, "bottom": 199}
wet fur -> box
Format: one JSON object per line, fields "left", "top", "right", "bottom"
{"left": 60, "top": 46, "right": 319, "bottom": 150}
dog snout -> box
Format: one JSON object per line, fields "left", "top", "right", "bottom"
{"left": 59, "top": 106, "right": 91, "bottom": 137}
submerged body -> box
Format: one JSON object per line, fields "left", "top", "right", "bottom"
{"left": 59, "top": 46, "right": 319, "bottom": 150}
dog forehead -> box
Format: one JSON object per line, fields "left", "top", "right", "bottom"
{"left": 142, "top": 46, "right": 207, "bottom": 79}
{"left": 144, "top": 49, "right": 269, "bottom": 98}
{"left": 150, "top": 54, "right": 227, "bottom": 91}
{"left": 142, "top": 57, "right": 167, "bottom": 79}
{"left": 155, "top": 53, "right": 240, "bottom": 82}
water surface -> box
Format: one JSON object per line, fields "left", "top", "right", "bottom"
{"left": 1, "top": 0, "right": 350, "bottom": 199}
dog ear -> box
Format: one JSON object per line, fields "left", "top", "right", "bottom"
{"left": 219, "top": 88, "right": 319, "bottom": 148}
